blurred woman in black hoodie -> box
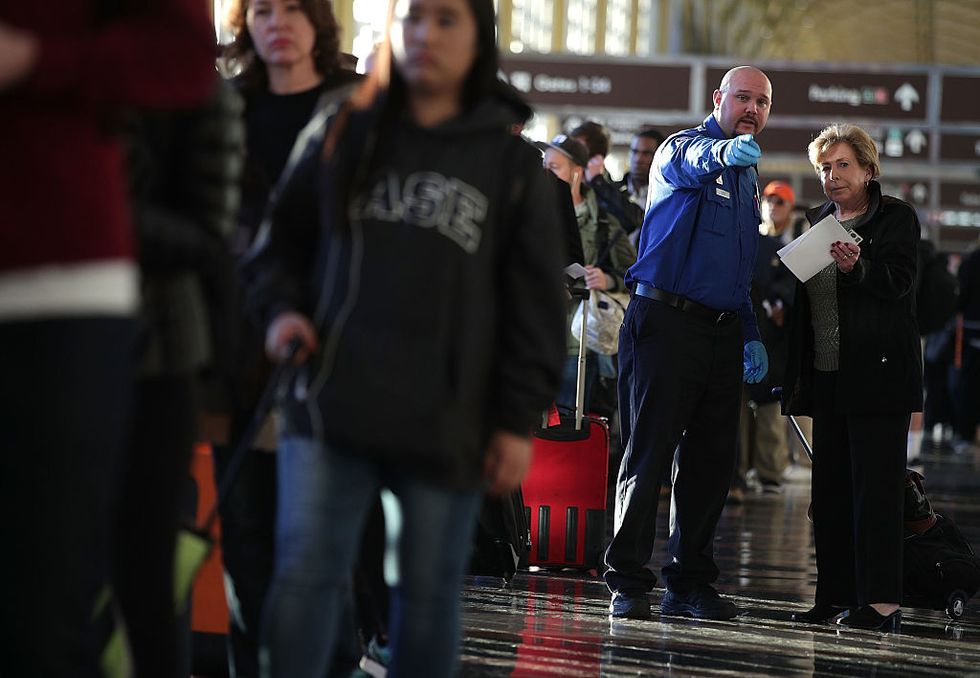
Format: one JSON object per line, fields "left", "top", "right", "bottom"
{"left": 247, "top": 0, "right": 566, "bottom": 675}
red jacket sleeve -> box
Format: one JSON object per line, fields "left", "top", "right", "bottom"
{"left": 27, "top": 0, "right": 215, "bottom": 109}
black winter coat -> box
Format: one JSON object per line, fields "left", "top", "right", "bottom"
{"left": 126, "top": 78, "right": 243, "bottom": 380}
{"left": 781, "top": 181, "right": 923, "bottom": 416}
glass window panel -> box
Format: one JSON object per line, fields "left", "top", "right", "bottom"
{"left": 512, "top": 0, "right": 554, "bottom": 53}
{"left": 566, "top": 0, "right": 596, "bottom": 54}
{"left": 604, "top": 0, "right": 632, "bottom": 55}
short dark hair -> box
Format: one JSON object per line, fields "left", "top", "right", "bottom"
{"left": 221, "top": 0, "right": 341, "bottom": 93}
{"left": 569, "top": 121, "right": 611, "bottom": 158}
{"left": 635, "top": 128, "right": 665, "bottom": 144}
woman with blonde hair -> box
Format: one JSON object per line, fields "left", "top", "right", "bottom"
{"left": 782, "top": 123, "right": 922, "bottom": 631}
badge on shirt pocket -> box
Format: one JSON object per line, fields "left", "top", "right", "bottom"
{"left": 716, "top": 187, "right": 731, "bottom": 199}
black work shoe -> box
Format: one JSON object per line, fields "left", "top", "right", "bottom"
{"left": 609, "top": 591, "right": 651, "bottom": 619}
{"left": 836, "top": 606, "right": 901, "bottom": 631}
{"left": 790, "top": 602, "right": 848, "bottom": 624}
{"left": 660, "top": 586, "right": 738, "bottom": 620}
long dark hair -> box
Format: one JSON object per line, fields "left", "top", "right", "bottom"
{"left": 326, "top": 0, "right": 501, "bottom": 165}
{"left": 221, "top": 0, "right": 341, "bottom": 92}
{"left": 390, "top": 0, "right": 499, "bottom": 112}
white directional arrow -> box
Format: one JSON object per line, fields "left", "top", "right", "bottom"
{"left": 906, "top": 129, "right": 927, "bottom": 154}
{"left": 894, "top": 83, "right": 920, "bottom": 111}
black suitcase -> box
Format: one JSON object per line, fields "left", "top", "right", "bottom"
{"left": 470, "top": 488, "right": 531, "bottom": 582}
{"left": 903, "top": 513, "right": 980, "bottom": 619}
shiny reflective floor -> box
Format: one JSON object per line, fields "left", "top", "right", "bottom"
{"left": 457, "top": 443, "right": 980, "bottom": 676}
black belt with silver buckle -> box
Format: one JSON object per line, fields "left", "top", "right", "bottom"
{"left": 634, "top": 283, "right": 738, "bottom": 325}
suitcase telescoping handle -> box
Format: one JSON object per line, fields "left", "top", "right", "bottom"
{"left": 202, "top": 338, "right": 304, "bottom": 532}
{"left": 771, "top": 387, "right": 813, "bottom": 463}
{"left": 570, "top": 285, "right": 590, "bottom": 431}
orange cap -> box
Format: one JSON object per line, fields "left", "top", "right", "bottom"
{"left": 763, "top": 181, "right": 795, "bottom": 204}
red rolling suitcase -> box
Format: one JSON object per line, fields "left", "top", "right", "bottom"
{"left": 524, "top": 287, "right": 611, "bottom": 570}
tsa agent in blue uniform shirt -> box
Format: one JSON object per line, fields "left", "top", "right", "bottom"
{"left": 605, "top": 66, "right": 772, "bottom": 621}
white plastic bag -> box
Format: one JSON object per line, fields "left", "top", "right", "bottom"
{"left": 571, "top": 289, "right": 628, "bottom": 355}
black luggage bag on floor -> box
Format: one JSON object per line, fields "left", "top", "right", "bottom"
{"left": 903, "top": 513, "right": 980, "bottom": 619}
{"left": 469, "top": 488, "right": 531, "bottom": 582}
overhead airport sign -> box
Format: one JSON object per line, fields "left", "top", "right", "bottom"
{"left": 941, "top": 133, "right": 980, "bottom": 161}
{"left": 941, "top": 76, "right": 980, "bottom": 123}
{"left": 705, "top": 68, "right": 929, "bottom": 120}
{"left": 501, "top": 58, "right": 690, "bottom": 110}
{"left": 940, "top": 182, "right": 980, "bottom": 209}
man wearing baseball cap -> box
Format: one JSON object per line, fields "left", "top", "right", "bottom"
{"left": 761, "top": 181, "right": 806, "bottom": 245}
{"left": 540, "top": 134, "right": 636, "bottom": 414}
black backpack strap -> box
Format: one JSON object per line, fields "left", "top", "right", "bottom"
{"left": 593, "top": 212, "right": 623, "bottom": 269}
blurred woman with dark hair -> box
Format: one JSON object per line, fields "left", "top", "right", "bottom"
{"left": 209, "top": 1, "right": 358, "bottom": 675}
{"left": 247, "top": 0, "right": 567, "bottom": 674}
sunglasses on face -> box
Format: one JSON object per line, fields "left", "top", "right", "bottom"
{"left": 764, "top": 196, "right": 785, "bottom": 205}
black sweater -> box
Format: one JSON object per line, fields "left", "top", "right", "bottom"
{"left": 246, "top": 92, "right": 568, "bottom": 487}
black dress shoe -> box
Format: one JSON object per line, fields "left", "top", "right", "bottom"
{"left": 836, "top": 606, "right": 901, "bottom": 631}
{"left": 609, "top": 591, "right": 651, "bottom": 619}
{"left": 660, "top": 585, "right": 738, "bottom": 620}
{"left": 790, "top": 602, "right": 848, "bottom": 624}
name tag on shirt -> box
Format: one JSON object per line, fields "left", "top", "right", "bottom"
{"left": 716, "top": 188, "right": 731, "bottom": 199}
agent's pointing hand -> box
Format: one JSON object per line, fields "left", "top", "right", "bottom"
{"left": 724, "top": 134, "right": 762, "bottom": 167}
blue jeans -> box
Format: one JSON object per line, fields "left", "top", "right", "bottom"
{"left": 260, "top": 436, "right": 482, "bottom": 678}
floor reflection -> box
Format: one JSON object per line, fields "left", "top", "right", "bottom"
{"left": 459, "top": 445, "right": 980, "bottom": 676}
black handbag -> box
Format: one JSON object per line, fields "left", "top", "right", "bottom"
{"left": 904, "top": 469, "right": 937, "bottom": 535}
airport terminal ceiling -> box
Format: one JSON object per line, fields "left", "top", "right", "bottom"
{"left": 657, "top": 0, "right": 980, "bottom": 67}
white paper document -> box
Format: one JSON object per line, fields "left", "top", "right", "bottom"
{"left": 776, "top": 214, "right": 862, "bottom": 283}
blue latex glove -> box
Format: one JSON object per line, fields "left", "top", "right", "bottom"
{"left": 743, "top": 340, "right": 769, "bottom": 384}
{"left": 723, "top": 134, "right": 762, "bottom": 167}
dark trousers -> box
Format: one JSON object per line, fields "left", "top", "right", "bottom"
{"left": 604, "top": 297, "right": 742, "bottom": 594}
{"left": 810, "top": 370, "right": 908, "bottom": 607}
{"left": 0, "top": 317, "right": 134, "bottom": 677}
{"left": 212, "top": 442, "right": 278, "bottom": 678}
{"left": 923, "top": 360, "right": 954, "bottom": 431}
{"left": 353, "top": 500, "right": 390, "bottom": 644}
{"left": 953, "top": 340, "right": 980, "bottom": 441}
{"left": 114, "top": 375, "right": 197, "bottom": 678}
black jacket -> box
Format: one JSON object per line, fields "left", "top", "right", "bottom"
{"left": 590, "top": 173, "right": 643, "bottom": 234}
{"left": 246, "top": 92, "right": 568, "bottom": 487}
{"left": 782, "top": 181, "right": 923, "bottom": 416}
{"left": 126, "top": 78, "right": 243, "bottom": 380}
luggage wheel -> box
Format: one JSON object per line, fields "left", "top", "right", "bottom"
{"left": 946, "top": 590, "right": 967, "bottom": 619}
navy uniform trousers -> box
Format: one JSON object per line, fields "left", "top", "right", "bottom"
{"left": 604, "top": 295, "right": 743, "bottom": 594}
